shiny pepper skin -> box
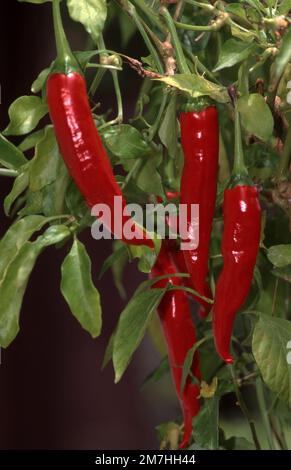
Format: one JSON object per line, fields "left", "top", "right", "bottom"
{"left": 180, "top": 107, "right": 219, "bottom": 317}
{"left": 47, "top": 72, "right": 153, "bottom": 248}
{"left": 151, "top": 242, "right": 200, "bottom": 449}
{"left": 213, "top": 185, "right": 261, "bottom": 363}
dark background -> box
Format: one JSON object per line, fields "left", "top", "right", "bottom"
{"left": 0, "top": 0, "right": 178, "bottom": 450}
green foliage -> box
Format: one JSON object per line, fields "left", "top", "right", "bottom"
{"left": 61, "top": 239, "right": 102, "bottom": 338}
{"left": 2, "top": 0, "right": 291, "bottom": 451}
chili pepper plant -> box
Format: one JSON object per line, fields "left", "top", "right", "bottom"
{"left": 1, "top": 0, "right": 291, "bottom": 450}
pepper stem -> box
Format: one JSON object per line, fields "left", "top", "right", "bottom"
{"left": 160, "top": 7, "right": 190, "bottom": 74}
{"left": 52, "top": 0, "right": 79, "bottom": 73}
{"left": 232, "top": 104, "right": 248, "bottom": 178}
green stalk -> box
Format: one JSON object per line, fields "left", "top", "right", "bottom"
{"left": 131, "top": 0, "right": 165, "bottom": 32}
{"left": 174, "top": 21, "right": 216, "bottom": 31}
{"left": 185, "top": 0, "right": 215, "bottom": 12}
{"left": 97, "top": 35, "right": 124, "bottom": 129}
{"left": 117, "top": 1, "right": 163, "bottom": 74}
{"left": 277, "top": 125, "right": 291, "bottom": 178}
{"left": 89, "top": 68, "right": 106, "bottom": 96}
{"left": 232, "top": 105, "right": 248, "bottom": 178}
{"left": 0, "top": 168, "right": 18, "bottom": 178}
{"left": 255, "top": 378, "right": 276, "bottom": 450}
{"left": 52, "top": 0, "right": 80, "bottom": 73}
{"left": 147, "top": 94, "right": 167, "bottom": 141}
{"left": 160, "top": 7, "right": 190, "bottom": 74}
{"left": 230, "top": 365, "right": 261, "bottom": 450}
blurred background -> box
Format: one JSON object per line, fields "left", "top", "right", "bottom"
{"left": 0, "top": 0, "right": 181, "bottom": 450}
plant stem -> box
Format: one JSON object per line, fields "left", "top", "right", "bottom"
{"left": 185, "top": 0, "right": 215, "bottom": 12}
{"left": 118, "top": 1, "right": 164, "bottom": 74}
{"left": 271, "top": 278, "right": 279, "bottom": 315}
{"left": 89, "top": 68, "right": 106, "bottom": 96}
{"left": 218, "top": 132, "right": 230, "bottom": 182}
{"left": 0, "top": 168, "right": 18, "bottom": 177}
{"left": 131, "top": 0, "right": 165, "bottom": 32}
{"left": 160, "top": 7, "right": 190, "bottom": 74}
{"left": 269, "top": 415, "right": 288, "bottom": 450}
{"left": 175, "top": 21, "right": 215, "bottom": 31}
{"left": 147, "top": 94, "right": 167, "bottom": 141}
{"left": 52, "top": 0, "right": 79, "bottom": 72}
{"left": 255, "top": 377, "right": 276, "bottom": 450}
{"left": 121, "top": 158, "right": 142, "bottom": 189}
{"left": 277, "top": 125, "right": 291, "bottom": 178}
{"left": 232, "top": 104, "right": 248, "bottom": 177}
{"left": 96, "top": 35, "right": 124, "bottom": 129}
{"left": 230, "top": 365, "right": 261, "bottom": 450}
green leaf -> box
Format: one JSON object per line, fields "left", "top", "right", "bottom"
{"left": 119, "top": 11, "right": 136, "bottom": 47}
{"left": 99, "top": 244, "right": 127, "bottom": 280}
{"left": 230, "top": 23, "right": 257, "bottom": 42}
{"left": 61, "top": 239, "right": 102, "bottom": 338}
{"left": 18, "top": 190, "right": 44, "bottom": 217}
{"left": 31, "top": 67, "right": 51, "bottom": 94}
{"left": 225, "top": 3, "right": 248, "bottom": 21}
{"left": 18, "top": 128, "right": 46, "bottom": 152}
{"left": 129, "top": 236, "right": 161, "bottom": 273}
{"left": 271, "top": 24, "right": 291, "bottom": 86}
{"left": 101, "top": 124, "right": 150, "bottom": 160}
{"left": 42, "top": 158, "right": 70, "bottom": 217}
{"left": 213, "top": 39, "right": 257, "bottom": 72}
{"left": 0, "top": 221, "right": 69, "bottom": 348}
{"left": 157, "top": 74, "right": 228, "bottom": 103}
{"left": 278, "top": 0, "right": 291, "bottom": 15}
{"left": 29, "top": 127, "right": 60, "bottom": 191}
{"left": 4, "top": 96, "right": 48, "bottom": 136}
{"left": 180, "top": 334, "right": 212, "bottom": 394}
{"left": 192, "top": 397, "right": 219, "bottom": 450}
{"left": 102, "top": 329, "right": 116, "bottom": 369}
{"left": 4, "top": 169, "right": 29, "bottom": 216}
{"left": 222, "top": 435, "right": 255, "bottom": 450}
{"left": 113, "top": 287, "right": 167, "bottom": 382}
{"left": 131, "top": 155, "right": 164, "bottom": 196}
{"left": 67, "top": 0, "right": 107, "bottom": 43}
{"left": 237, "top": 94, "right": 274, "bottom": 141}
{"left": 252, "top": 314, "right": 291, "bottom": 407}
{"left": 0, "top": 241, "right": 43, "bottom": 347}
{"left": 38, "top": 224, "right": 71, "bottom": 248}
{"left": 0, "top": 133, "right": 27, "bottom": 169}
{"left": 272, "top": 266, "right": 291, "bottom": 283}
{"left": 245, "top": 143, "right": 278, "bottom": 180}
{"left": 267, "top": 244, "right": 291, "bottom": 268}
{"left": 158, "top": 94, "right": 178, "bottom": 159}
{"left": 111, "top": 242, "right": 129, "bottom": 300}
{"left": 0, "top": 215, "right": 47, "bottom": 281}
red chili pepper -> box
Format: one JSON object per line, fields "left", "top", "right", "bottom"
{"left": 47, "top": 1, "right": 153, "bottom": 248}
{"left": 180, "top": 104, "right": 219, "bottom": 317}
{"left": 213, "top": 186, "right": 261, "bottom": 363}
{"left": 151, "top": 241, "right": 200, "bottom": 449}
{"left": 213, "top": 101, "right": 261, "bottom": 363}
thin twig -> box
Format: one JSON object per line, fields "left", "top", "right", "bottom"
{"left": 230, "top": 365, "right": 261, "bottom": 450}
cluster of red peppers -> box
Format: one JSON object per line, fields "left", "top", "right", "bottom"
{"left": 151, "top": 100, "right": 261, "bottom": 446}
{"left": 47, "top": 1, "right": 261, "bottom": 449}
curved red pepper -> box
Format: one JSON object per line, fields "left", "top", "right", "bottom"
{"left": 151, "top": 241, "right": 200, "bottom": 448}
{"left": 180, "top": 107, "right": 219, "bottom": 316}
{"left": 47, "top": 73, "right": 153, "bottom": 247}
{"left": 47, "top": 1, "right": 153, "bottom": 248}
{"left": 213, "top": 185, "right": 261, "bottom": 363}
